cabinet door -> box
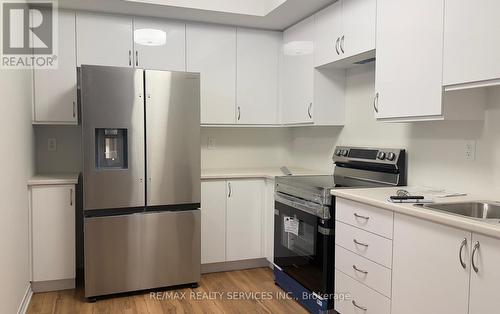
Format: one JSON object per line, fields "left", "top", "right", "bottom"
{"left": 282, "top": 16, "right": 314, "bottom": 124}
{"left": 236, "top": 28, "right": 279, "bottom": 125}
{"left": 186, "top": 23, "right": 236, "bottom": 124}
{"left": 76, "top": 13, "right": 133, "bottom": 67}
{"left": 134, "top": 18, "right": 185, "bottom": 71}
{"left": 341, "top": 0, "right": 376, "bottom": 59}
{"left": 32, "top": 185, "right": 75, "bottom": 281}
{"left": 264, "top": 179, "right": 275, "bottom": 262}
{"left": 375, "top": 0, "right": 444, "bottom": 120}
{"left": 469, "top": 233, "right": 500, "bottom": 314}
{"left": 33, "top": 10, "right": 77, "bottom": 124}
{"left": 314, "top": 1, "right": 343, "bottom": 67}
{"left": 443, "top": 0, "right": 500, "bottom": 86}
{"left": 392, "top": 214, "right": 470, "bottom": 314}
{"left": 201, "top": 181, "right": 227, "bottom": 264}
{"left": 226, "top": 180, "right": 263, "bottom": 261}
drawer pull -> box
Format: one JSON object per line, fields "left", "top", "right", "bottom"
{"left": 353, "top": 239, "right": 369, "bottom": 247}
{"left": 352, "top": 265, "right": 368, "bottom": 274}
{"left": 352, "top": 300, "right": 367, "bottom": 311}
{"left": 354, "top": 213, "right": 370, "bottom": 221}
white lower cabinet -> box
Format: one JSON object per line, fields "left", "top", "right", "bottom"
{"left": 201, "top": 179, "right": 264, "bottom": 264}
{"left": 31, "top": 185, "right": 75, "bottom": 287}
{"left": 469, "top": 233, "right": 500, "bottom": 314}
{"left": 392, "top": 213, "right": 470, "bottom": 314}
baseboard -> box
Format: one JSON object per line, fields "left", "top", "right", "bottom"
{"left": 17, "top": 283, "right": 33, "bottom": 314}
{"left": 201, "top": 258, "right": 270, "bottom": 274}
{"left": 31, "top": 279, "right": 75, "bottom": 293}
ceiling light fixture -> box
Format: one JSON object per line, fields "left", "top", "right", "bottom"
{"left": 134, "top": 28, "right": 167, "bottom": 46}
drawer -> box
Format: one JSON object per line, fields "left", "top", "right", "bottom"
{"left": 335, "top": 245, "right": 392, "bottom": 298}
{"left": 336, "top": 198, "right": 394, "bottom": 239}
{"left": 335, "top": 270, "right": 391, "bottom": 314}
{"left": 335, "top": 221, "right": 393, "bottom": 268}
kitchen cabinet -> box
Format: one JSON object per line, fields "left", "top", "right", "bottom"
{"left": 283, "top": 16, "right": 346, "bottom": 125}
{"left": 468, "top": 233, "right": 500, "bottom": 314}
{"left": 314, "top": 0, "right": 376, "bottom": 68}
{"left": 187, "top": 24, "right": 237, "bottom": 125}
{"left": 31, "top": 185, "right": 75, "bottom": 289}
{"left": 33, "top": 10, "right": 77, "bottom": 125}
{"left": 201, "top": 179, "right": 264, "bottom": 264}
{"left": 375, "top": 0, "right": 445, "bottom": 120}
{"left": 133, "top": 17, "right": 186, "bottom": 71}
{"left": 236, "top": 28, "right": 280, "bottom": 125}
{"left": 76, "top": 12, "right": 133, "bottom": 67}
{"left": 263, "top": 179, "right": 275, "bottom": 263}
{"left": 226, "top": 179, "right": 263, "bottom": 261}
{"left": 443, "top": 0, "right": 500, "bottom": 90}
{"left": 200, "top": 180, "right": 227, "bottom": 264}
{"left": 392, "top": 213, "right": 470, "bottom": 314}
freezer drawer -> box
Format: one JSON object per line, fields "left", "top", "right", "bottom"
{"left": 84, "top": 210, "right": 201, "bottom": 298}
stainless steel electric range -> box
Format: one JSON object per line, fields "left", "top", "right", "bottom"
{"left": 273, "top": 146, "right": 407, "bottom": 313}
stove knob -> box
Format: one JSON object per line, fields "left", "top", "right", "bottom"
{"left": 386, "top": 152, "right": 396, "bottom": 161}
{"left": 377, "top": 151, "right": 386, "bottom": 160}
{"left": 334, "top": 149, "right": 342, "bottom": 156}
{"left": 341, "top": 149, "right": 348, "bottom": 157}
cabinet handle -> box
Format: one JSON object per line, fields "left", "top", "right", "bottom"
{"left": 352, "top": 265, "right": 368, "bottom": 275}
{"left": 340, "top": 35, "right": 345, "bottom": 54}
{"left": 72, "top": 101, "right": 76, "bottom": 118}
{"left": 373, "top": 92, "right": 379, "bottom": 113}
{"left": 228, "top": 182, "right": 232, "bottom": 198}
{"left": 70, "top": 188, "right": 73, "bottom": 206}
{"left": 237, "top": 106, "right": 241, "bottom": 121}
{"left": 354, "top": 213, "right": 370, "bottom": 221}
{"left": 353, "top": 239, "right": 369, "bottom": 248}
{"left": 459, "top": 238, "right": 467, "bottom": 269}
{"left": 352, "top": 300, "right": 367, "bottom": 311}
{"left": 335, "top": 37, "right": 340, "bottom": 55}
{"left": 472, "top": 241, "right": 480, "bottom": 273}
{"left": 135, "top": 51, "right": 139, "bottom": 67}
{"left": 129, "top": 50, "right": 132, "bottom": 66}
{"left": 307, "top": 103, "right": 313, "bottom": 119}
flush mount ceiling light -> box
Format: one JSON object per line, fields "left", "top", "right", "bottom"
{"left": 123, "top": 0, "right": 288, "bottom": 16}
{"left": 134, "top": 28, "right": 167, "bottom": 46}
{"left": 283, "top": 41, "right": 314, "bottom": 56}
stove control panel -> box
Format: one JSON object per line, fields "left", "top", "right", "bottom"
{"left": 333, "top": 146, "right": 405, "bottom": 166}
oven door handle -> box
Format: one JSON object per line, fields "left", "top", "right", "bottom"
{"left": 275, "top": 193, "right": 331, "bottom": 220}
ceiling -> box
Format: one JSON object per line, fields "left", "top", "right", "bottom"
{"left": 58, "top": 0, "right": 336, "bottom": 30}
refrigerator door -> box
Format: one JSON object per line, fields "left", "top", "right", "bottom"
{"left": 81, "top": 65, "right": 145, "bottom": 210}
{"left": 140, "top": 210, "right": 201, "bottom": 289}
{"left": 145, "top": 70, "right": 201, "bottom": 207}
{"left": 84, "top": 213, "right": 142, "bottom": 297}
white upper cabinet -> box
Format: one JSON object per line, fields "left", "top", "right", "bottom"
{"left": 236, "top": 28, "right": 280, "bottom": 125}
{"left": 33, "top": 10, "right": 77, "bottom": 125}
{"left": 443, "top": 0, "right": 500, "bottom": 89}
{"left": 133, "top": 18, "right": 186, "bottom": 71}
{"left": 76, "top": 12, "right": 133, "bottom": 67}
{"left": 392, "top": 214, "right": 470, "bottom": 314}
{"left": 187, "top": 24, "right": 237, "bottom": 125}
{"left": 469, "top": 233, "right": 500, "bottom": 314}
{"left": 375, "top": 0, "right": 445, "bottom": 120}
{"left": 314, "top": 0, "right": 376, "bottom": 68}
{"left": 282, "top": 16, "right": 315, "bottom": 124}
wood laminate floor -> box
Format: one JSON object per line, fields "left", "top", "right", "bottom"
{"left": 27, "top": 268, "right": 308, "bottom": 314}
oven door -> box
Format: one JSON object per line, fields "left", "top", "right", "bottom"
{"left": 274, "top": 193, "right": 334, "bottom": 295}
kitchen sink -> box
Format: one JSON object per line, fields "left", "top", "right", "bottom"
{"left": 417, "top": 202, "right": 500, "bottom": 221}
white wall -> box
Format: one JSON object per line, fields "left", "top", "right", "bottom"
{"left": 288, "top": 63, "right": 500, "bottom": 196}
{"left": 0, "top": 70, "right": 34, "bottom": 313}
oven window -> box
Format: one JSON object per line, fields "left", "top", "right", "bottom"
{"left": 281, "top": 214, "right": 315, "bottom": 257}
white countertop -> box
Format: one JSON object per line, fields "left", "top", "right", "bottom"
{"left": 28, "top": 173, "right": 79, "bottom": 186}
{"left": 201, "top": 167, "right": 325, "bottom": 180}
{"left": 332, "top": 187, "right": 500, "bottom": 239}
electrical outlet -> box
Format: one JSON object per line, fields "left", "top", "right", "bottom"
{"left": 48, "top": 138, "right": 57, "bottom": 152}
{"left": 465, "top": 140, "right": 476, "bottom": 161}
{"left": 207, "top": 137, "right": 216, "bottom": 150}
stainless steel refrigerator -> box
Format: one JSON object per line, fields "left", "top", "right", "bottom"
{"left": 80, "top": 65, "right": 201, "bottom": 299}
